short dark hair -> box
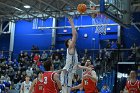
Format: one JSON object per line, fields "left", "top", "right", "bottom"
{"left": 43, "top": 60, "right": 53, "bottom": 71}
{"left": 37, "top": 70, "right": 44, "bottom": 75}
{"left": 65, "top": 39, "right": 70, "bottom": 48}
{"left": 25, "top": 75, "right": 30, "bottom": 78}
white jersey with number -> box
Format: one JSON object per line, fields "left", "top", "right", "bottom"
{"left": 63, "top": 48, "right": 78, "bottom": 73}
{"left": 22, "top": 81, "right": 32, "bottom": 93}
{"left": 61, "top": 48, "right": 79, "bottom": 93}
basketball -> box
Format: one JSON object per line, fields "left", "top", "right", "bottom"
{"left": 77, "top": 4, "right": 87, "bottom": 13}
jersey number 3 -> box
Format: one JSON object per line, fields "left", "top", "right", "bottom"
{"left": 84, "top": 80, "right": 88, "bottom": 85}
{"left": 44, "top": 77, "right": 47, "bottom": 84}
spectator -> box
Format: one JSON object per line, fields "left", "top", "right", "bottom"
{"left": 52, "top": 49, "right": 62, "bottom": 60}
{"left": 15, "top": 81, "right": 22, "bottom": 90}
{"left": 6, "top": 58, "right": 13, "bottom": 66}
{"left": 0, "top": 80, "right": 5, "bottom": 93}
{"left": 111, "top": 41, "right": 117, "bottom": 49}
{"left": 41, "top": 51, "right": 48, "bottom": 61}
{"left": 1, "top": 75, "right": 5, "bottom": 81}
{"left": 20, "top": 58, "right": 26, "bottom": 67}
{"left": 13, "top": 59, "right": 19, "bottom": 71}
{"left": 53, "top": 55, "right": 61, "bottom": 70}
{"left": 33, "top": 53, "right": 40, "bottom": 63}
{"left": 3, "top": 74, "right": 11, "bottom": 91}
{"left": 116, "top": 41, "right": 121, "bottom": 49}
{"left": 106, "top": 40, "right": 111, "bottom": 49}
{"left": 30, "top": 53, "right": 34, "bottom": 62}
{"left": 24, "top": 52, "right": 30, "bottom": 61}
{"left": 101, "top": 84, "right": 111, "bottom": 93}
{"left": 26, "top": 67, "right": 33, "bottom": 77}
{"left": 18, "top": 51, "right": 25, "bottom": 62}
{"left": 5, "top": 74, "right": 10, "bottom": 82}
{"left": 14, "top": 73, "right": 20, "bottom": 84}
{"left": 8, "top": 67, "right": 15, "bottom": 80}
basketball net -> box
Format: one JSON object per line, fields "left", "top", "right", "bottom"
{"left": 92, "top": 13, "right": 109, "bottom": 35}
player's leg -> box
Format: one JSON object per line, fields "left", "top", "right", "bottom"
{"left": 67, "top": 72, "right": 74, "bottom": 93}
{"left": 61, "top": 85, "right": 68, "bottom": 93}
{"left": 61, "top": 70, "right": 69, "bottom": 93}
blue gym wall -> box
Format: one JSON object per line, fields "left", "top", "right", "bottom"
{"left": 56, "top": 16, "right": 98, "bottom": 50}
{"left": 122, "top": 12, "right": 140, "bottom": 48}
{"left": 122, "top": 26, "right": 140, "bottom": 48}
{"left": 0, "top": 34, "right": 10, "bottom": 51}
{"left": 13, "top": 15, "right": 119, "bottom": 54}
{"left": 56, "top": 15, "right": 118, "bottom": 50}
{"left": 14, "top": 18, "right": 53, "bottom": 54}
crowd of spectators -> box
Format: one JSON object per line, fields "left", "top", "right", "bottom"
{"left": 0, "top": 47, "right": 65, "bottom": 92}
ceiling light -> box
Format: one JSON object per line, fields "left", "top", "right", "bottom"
{"left": 24, "top": 5, "right": 31, "bottom": 9}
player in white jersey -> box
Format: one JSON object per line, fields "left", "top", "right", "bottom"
{"left": 61, "top": 17, "right": 78, "bottom": 93}
{"left": 20, "top": 75, "right": 32, "bottom": 93}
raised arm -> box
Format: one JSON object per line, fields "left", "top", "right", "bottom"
{"left": 68, "top": 17, "right": 77, "bottom": 49}
{"left": 77, "top": 65, "right": 92, "bottom": 71}
{"left": 71, "top": 83, "right": 83, "bottom": 91}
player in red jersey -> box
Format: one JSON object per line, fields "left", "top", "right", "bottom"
{"left": 29, "top": 70, "right": 43, "bottom": 93}
{"left": 43, "top": 60, "right": 62, "bottom": 93}
{"left": 124, "top": 70, "right": 140, "bottom": 93}
{"left": 71, "top": 59, "right": 98, "bottom": 93}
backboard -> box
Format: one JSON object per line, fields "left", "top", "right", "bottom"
{"left": 100, "top": 0, "right": 131, "bottom": 27}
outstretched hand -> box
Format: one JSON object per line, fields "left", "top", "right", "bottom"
{"left": 55, "top": 69, "right": 68, "bottom": 74}
{"left": 73, "top": 64, "right": 83, "bottom": 70}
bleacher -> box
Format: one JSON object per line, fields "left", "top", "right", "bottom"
{"left": 98, "top": 70, "right": 115, "bottom": 92}
{"left": 0, "top": 48, "right": 140, "bottom": 93}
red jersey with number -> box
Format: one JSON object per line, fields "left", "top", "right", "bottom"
{"left": 43, "top": 71, "right": 59, "bottom": 93}
{"left": 33, "top": 79, "right": 43, "bottom": 93}
{"left": 82, "top": 70, "right": 98, "bottom": 93}
{"left": 126, "top": 80, "right": 140, "bottom": 93}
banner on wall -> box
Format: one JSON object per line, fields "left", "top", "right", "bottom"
{"left": 33, "top": 18, "right": 38, "bottom": 29}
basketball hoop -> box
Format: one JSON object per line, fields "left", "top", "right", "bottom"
{"left": 92, "top": 13, "right": 109, "bottom": 35}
